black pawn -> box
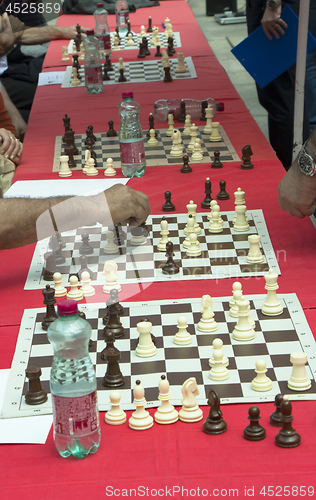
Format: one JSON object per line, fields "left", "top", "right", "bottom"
{"left": 25, "top": 367, "right": 48, "bottom": 405}
{"left": 103, "top": 289, "right": 124, "bottom": 324}
{"left": 163, "top": 65, "right": 173, "bottom": 82}
{"left": 155, "top": 45, "right": 162, "bottom": 57}
{"left": 107, "top": 120, "right": 117, "bottom": 137}
{"left": 162, "top": 241, "right": 179, "bottom": 275}
{"left": 203, "top": 389, "right": 227, "bottom": 435}
{"left": 118, "top": 68, "right": 126, "bottom": 82}
{"left": 79, "top": 232, "right": 94, "bottom": 255}
{"left": 137, "top": 42, "right": 146, "bottom": 58}
{"left": 217, "top": 180, "right": 230, "bottom": 201}
{"left": 178, "top": 99, "right": 186, "bottom": 123}
{"left": 200, "top": 100, "right": 208, "bottom": 121}
{"left": 162, "top": 191, "right": 175, "bottom": 212}
{"left": 244, "top": 406, "right": 266, "bottom": 441}
{"left": 275, "top": 397, "right": 301, "bottom": 448}
{"left": 211, "top": 150, "right": 223, "bottom": 168}
{"left": 147, "top": 16, "right": 153, "bottom": 33}
{"left": 41, "top": 284, "right": 58, "bottom": 331}
{"left": 103, "top": 65, "right": 110, "bottom": 81}
{"left": 105, "top": 53, "right": 114, "bottom": 71}
{"left": 180, "top": 154, "right": 192, "bottom": 173}
{"left": 102, "top": 331, "right": 125, "bottom": 387}
{"left": 201, "top": 177, "right": 212, "bottom": 208}
{"left": 270, "top": 393, "right": 283, "bottom": 427}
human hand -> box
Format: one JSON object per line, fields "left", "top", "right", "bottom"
{"left": 0, "top": 128, "right": 23, "bottom": 164}
{"left": 261, "top": 7, "right": 287, "bottom": 40}
{"left": 59, "top": 26, "right": 88, "bottom": 40}
{"left": 10, "top": 114, "right": 27, "bottom": 141}
{"left": 104, "top": 184, "right": 151, "bottom": 226}
{"left": 278, "top": 163, "right": 316, "bottom": 218}
{"left": 0, "top": 12, "right": 17, "bottom": 56}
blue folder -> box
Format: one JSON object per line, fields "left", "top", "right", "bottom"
{"left": 231, "top": 5, "right": 316, "bottom": 88}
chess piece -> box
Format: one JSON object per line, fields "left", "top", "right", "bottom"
{"left": 130, "top": 224, "right": 148, "bottom": 245}
{"left": 197, "top": 295, "right": 217, "bottom": 332}
{"left": 59, "top": 155, "right": 72, "bottom": 177}
{"left": 170, "top": 129, "right": 183, "bottom": 157}
{"left": 25, "top": 367, "right": 48, "bottom": 405}
{"left": 163, "top": 65, "right": 173, "bottom": 82}
{"left": 203, "top": 105, "right": 213, "bottom": 133}
{"left": 191, "top": 139, "right": 203, "bottom": 162}
{"left": 148, "top": 128, "right": 158, "bottom": 146}
{"left": 136, "top": 319, "right": 157, "bottom": 357}
{"left": 185, "top": 200, "right": 201, "bottom": 234}
{"left": 53, "top": 272, "right": 67, "bottom": 297}
{"left": 71, "top": 66, "right": 80, "bottom": 86}
{"left": 209, "top": 338, "right": 229, "bottom": 368}
{"left": 104, "top": 157, "right": 116, "bottom": 177}
{"left": 118, "top": 68, "right": 126, "bottom": 82}
{"left": 67, "top": 275, "right": 84, "bottom": 301}
{"left": 211, "top": 150, "right": 223, "bottom": 168}
{"left": 81, "top": 271, "right": 95, "bottom": 297}
{"left": 233, "top": 205, "right": 249, "bottom": 232}
{"left": 129, "top": 380, "right": 154, "bottom": 430}
{"left": 178, "top": 377, "right": 203, "bottom": 423}
{"left": 209, "top": 122, "right": 221, "bottom": 141}
{"left": 180, "top": 154, "right": 192, "bottom": 173}
{"left": 251, "top": 359, "right": 273, "bottom": 392}
{"left": 102, "top": 260, "right": 121, "bottom": 293}
{"left": 174, "top": 316, "right": 192, "bottom": 345}
{"left": 287, "top": 352, "right": 311, "bottom": 391}
{"left": 78, "top": 255, "right": 93, "bottom": 280}
{"left": 217, "top": 180, "right": 230, "bottom": 200}
{"left": 105, "top": 391, "right": 127, "bottom": 425}
{"left": 104, "top": 230, "right": 119, "bottom": 254}
{"left": 166, "top": 113, "right": 174, "bottom": 136}
{"left": 155, "top": 44, "right": 162, "bottom": 57}
{"left": 232, "top": 297, "right": 255, "bottom": 341}
{"left": 154, "top": 375, "right": 179, "bottom": 424}
{"left": 102, "top": 331, "right": 125, "bottom": 387}
{"left": 185, "top": 233, "right": 201, "bottom": 257}
{"left": 203, "top": 389, "right": 227, "bottom": 435}
{"left": 79, "top": 232, "right": 94, "bottom": 255}
{"left": 270, "top": 393, "right": 284, "bottom": 427}
{"left": 178, "top": 99, "right": 186, "bottom": 122}
{"left": 241, "top": 144, "right": 254, "bottom": 169}
{"left": 247, "top": 234, "right": 264, "bottom": 263}
{"left": 201, "top": 178, "right": 212, "bottom": 208}
{"left": 104, "top": 299, "right": 125, "bottom": 339}
{"left": 187, "top": 123, "right": 198, "bottom": 152}
{"left": 162, "top": 241, "right": 180, "bottom": 275}
{"left": 229, "top": 282, "right": 242, "bottom": 316}
{"left": 208, "top": 206, "right": 223, "bottom": 233}
{"left": 275, "top": 396, "right": 301, "bottom": 448}
{"left": 41, "top": 284, "right": 58, "bottom": 331}
{"left": 244, "top": 406, "right": 266, "bottom": 441}
{"left": 157, "top": 218, "right": 169, "bottom": 251}
{"left": 107, "top": 120, "right": 117, "bottom": 137}
{"left": 61, "top": 46, "right": 70, "bottom": 62}
{"left": 147, "top": 15, "right": 153, "bottom": 32}
{"left": 162, "top": 191, "right": 175, "bottom": 211}
{"left": 261, "top": 269, "right": 283, "bottom": 316}
{"left": 137, "top": 42, "right": 145, "bottom": 58}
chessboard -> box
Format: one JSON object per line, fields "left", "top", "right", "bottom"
{"left": 2, "top": 293, "right": 316, "bottom": 419}
{"left": 61, "top": 56, "right": 197, "bottom": 88}
{"left": 25, "top": 209, "right": 279, "bottom": 290}
{"left": 67, "top": 32, "right": 182, "bottom": 53}
{"left": 53, "top": 126, "right": 239, "bottom": 172}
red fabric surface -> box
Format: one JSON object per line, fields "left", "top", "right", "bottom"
{"left": 1, "top": 3, "right": 316, "bottom": 497}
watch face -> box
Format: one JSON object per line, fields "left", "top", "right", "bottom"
{"left": 299, "top": 150, "right": 314, "bottom": 175}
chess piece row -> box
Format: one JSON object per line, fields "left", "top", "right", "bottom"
{"left": 59, "top": 154, "right": 116, "bottom": 177}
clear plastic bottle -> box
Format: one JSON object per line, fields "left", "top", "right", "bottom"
{"left": 47, "top": 299, "right": 101, "bottom": 459}
{"left": 118, "top": 91, "right": 146, "bottom": 178}
{"left": 115, "top": 0, "right": 129, "bottom": 34}
{"left": 83, "top": 29, "right": 103, "bottom": 94}
{"left": 94, "top": 3, "right": 111, "bottom": 56}
{"left": 154, "top": 97, "right": 224, "bottom": 121}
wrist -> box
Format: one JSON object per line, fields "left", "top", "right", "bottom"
{"left": 266, "top": 0, "right": 282, "bottom": 9}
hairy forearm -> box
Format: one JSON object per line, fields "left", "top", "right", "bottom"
{"left": 19, "top": 25, "right": 69, "bottom": 44}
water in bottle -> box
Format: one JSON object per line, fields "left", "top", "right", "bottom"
{"left": 118, "top": 91, "right": 146, "bottom": 177}
{"left": 94, "top": 3, "right": 111, "bottom": 56}
{"left": 154, "top": 97, "right": 224, "bottom": 121}
{"left": 83, "top": 30, "right": 103, "bottom": 94}
{"left": 115, "top": 0, "right": 129, "bottom": 34}
{"left": 48, "top": 299, "right": 101, "bottom": 459}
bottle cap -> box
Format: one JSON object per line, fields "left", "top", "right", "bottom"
{"left": 96, "top": 2, "right": 104, "bottom": 6}
{"left": 86, "top": 29, "right": 95, "bottom": 36}
{"left": 57, "top": 299, "right": 78, "bottom": 316}
{"left": 218, "top": 102, "right": 224, "bottom": 112}
{"left": 122, "top": 91, "right": 133, "bottom": 99}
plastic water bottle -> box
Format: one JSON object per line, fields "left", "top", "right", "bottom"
{"left": 48, "top": 299, "right": 101, "bottom": 459}
{"left": 154, "top": 98, "right": 224, "bottom": 121}
{"left": 94, "top": 3, "right": 111, "bottom": 56}
{"left": 118, "top": 91, "right": 146, "bottom": 178}
{"left": 115, "top": 0, "right": 129, "bottom": 34}
{"left": 83, "top": 30, "right": 103, "bottom": 94}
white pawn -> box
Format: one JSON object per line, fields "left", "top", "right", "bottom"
{"left": 53, "top": 272, "right": 67, "bottom": 297}
{"left": 209, "top": 338, "right": 229, "bottom": 368}
{"left": 185, "top": 233, "right": 201, "bottom": 257}
{"left": 71, "top": 67, "right": 80, "bottom": 86}
{"left": 229, "top": 287, "right": 243, "bottom": 318}
{"left": 197, "top": 294, "right": 217, "bottom": 332}
{"left": 130, "top": 228, "right": 147, "bottom": 246}
{"left": 154, "top": 375, "right": 179, "bottom": 424}
{"left": 251, "top": 359, "right": 273, "bottom": 392}
{"left": 247, "top": 234, "right": 264, "bottom": 263}
{"left": 157, "top": 218, "right": 169, "bottom": 251}
{"left": 203, "top": 106, "right": 213, "bottom": 134}
{"left": 81, "top": 271, "right": 95, "bottom": 297}
{"left": 187, "top": 123, "right": 198, "bottom": 152}
{"left": 208, "top": 207, "right": 223, "bottom": 233}
{"left": 174, "top": 316, "right": 192, "bottom": 345}
{"left": 118, "top": 57, "right": 125, "bottom": 71}
{"left": 113, "top": 36, "right": 121, "bottom": 51}
{"left": 136, "top": 319, "right": 157, "bottom": 357}
{"left": 166, "top": 113, "right": 174, "bottom": 136}
{"left": 261, "top": 269, "right": 283, "bottom": 316}
{"left": 72, "top": 43, "right": 77, "bottom": 56}
{"left": 67, "top": 275, "right": 84, "bottom": 301}
{"left": 229, "top": 281, "right": 242, "bottom": 310}
{"left": 102, "top": 260, "right": 121, "bottom": 293}
{"left": 128, "top": 380, "right": 154, "bottom": 430}
{"left": 148, "top": 128, "right": 158, "bottom": 146}
{"left": 209, "top": 122, "right": 221, "bottom": 142}
{"left": 191, "top": 139, "right": 203, "bottom": 162}
{"left": 182, "top": 215, "right": 195, "bottom": 249}
{"left": 185, "top": 200, "right": 200, "bottom": 234}
{"left": 209, "top": 348, "right": 229, "bottom": 381}
{"left": 178, "top": 377, "right": 203, "bottom": 423}
{"left": 59, "top": 155, "right": 72, "bottom": 177}
{"left": 170, "top": 129, "right": 183, "bottom": 157}
{"left": 86, "top": 158, "right": 99, "bottom": 176}
{"left": 287, "top": 352, "right": 311, "bottom": 391}
{"left": 61, "top": 46, "right": 70, "bottom": 62}
{"left": 140, "top": 25, "right": 146, "bottom": 38}
{"left": 175, "top": 50, "right": 186, "bottom": 73}
{"left": 232, "top": 296, "right": 255, "bottom": 341}
{"left": 104, "top": 157, "right": 116, "bottom": 177}
{"left": 182, "top": 114, "right": 192, "bottom": 136}
{"left": 105, "top": 391, "right": 126, "bottom": 425}
{"left": 127, "top": 33, "right": 135, "bottom": 46}
{"left": 104, "top": 230, "right": 119, "bottom": 254}
{"left": 233, "top": 205, "right": 249, "bottom": 232}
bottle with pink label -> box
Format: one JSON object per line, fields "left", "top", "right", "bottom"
{"left": 48, "top": 299, "right": 101, "bottom": 459}
{"left": 83, "top": 30, "right": 103, "bottom": 94}
{"left": 115, "top": 0, "right": 129, "bottom": 34}
{"left": 94, "top": 3, "right": 111, "bottom": 57}
{"left": 118, "top": 91, "right": 146, "bottom": 177}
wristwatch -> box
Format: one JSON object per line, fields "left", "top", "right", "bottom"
{"left": 298, "top": 141, "right": 316, "bottom": 176}
{"left": 266, "top": 0, "right": 282, "bottom": 9}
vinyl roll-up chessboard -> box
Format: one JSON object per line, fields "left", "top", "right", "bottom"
{"left": 2, "top": 293, "right": 316, "bottom": 419}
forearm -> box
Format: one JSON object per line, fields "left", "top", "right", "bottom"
{"left": 19, "top": 25, "right": 70, "bottom": 44}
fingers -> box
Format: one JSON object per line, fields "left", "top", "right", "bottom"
{"left": 0, "top": 129, "right": 23, "bottom": 161}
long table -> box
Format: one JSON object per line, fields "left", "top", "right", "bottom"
{"left": 1, "top": 2, "right": 316, "bottom": 498}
